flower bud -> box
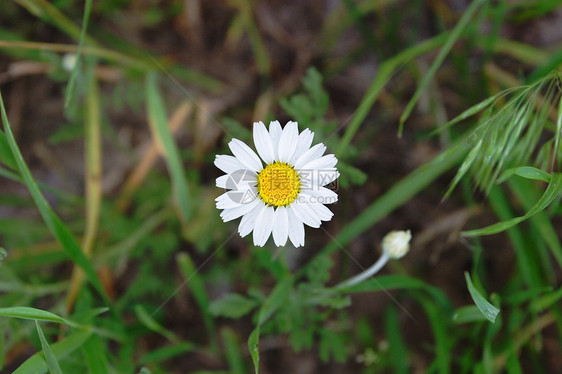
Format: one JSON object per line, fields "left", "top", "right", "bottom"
{"left": 382, "top": 230, "right": 411, "bottom": 259}
{"left": 62, "top": 53, "right": 77, "bottom": 72}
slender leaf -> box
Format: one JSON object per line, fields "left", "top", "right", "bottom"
{"left": 445, "top": 139, "right": 483, "bottom": 197}
{"left": 139, "top": 343, "right": 194, "bottom": 365}
{"left": 222, "top": 328, "right": 246, "bottom": 374}
{"left": 13, "top": 329, "right": 92, "bottom": 374}
{"left": 0, "top": 307, "right": 70, "bottom": 325}
{"left": 337, "top": 31, "right": 450, "bottom": 155}
{"left": 248, "top": 323, "right": 260, "bottom": 374}
{"left": 452, "top": 305, "right": 490, "bottom": 324}
{"left": 509, "top": 177, "right": 562, "bottom": 269}
{"left": 0, "top": 130, "right": 17, "bottom": 169}
{"left": 463, "top": 173, "right": 562, "bottom": 236}
{"left": 498, "top": 166, "right": 551, "bottom": 184}
{"left": 64, "top": 0, "right": 93, "bottom": 108}
{"left": 464, "top": 272, "right": 500, "bottom": 323}
{"left": 486, "top": 185, "right": 540, "bottom": 287}
{"left": 134, "top": 305, "right": 178, "bottom": 343}
{"left": 81, "top": 335, "right": 109, "bottom": 374}
{"left": 177, "top": 252, "right": 218, "bottom": 351}
{"left": 35, "top": 321, "right": 63, "bottom": 374}
{"left": 145, "top": 73, "right": 191, "bottom": 225}
{"left": 414, "top": 295, "right": 451, "bottom": 374}
{"left": 431, "top": 88, "right": 512, "bottom": 136}
{"left": 0, "top": 90, "right": 109, "bottom": 305}
{"left": 385, "top": 307, "right": 409, "bottom": 374}
{"left": 399, "top": 0, "right": 487, "bottom": 134}
{"left": 529, "top": 286, "right": 562, "bottom": 313}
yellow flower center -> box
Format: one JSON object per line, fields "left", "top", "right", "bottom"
{"left": 257, "top": 162, "right": 301, "bottom": 207}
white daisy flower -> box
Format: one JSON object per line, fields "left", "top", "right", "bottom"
{"left": 215, "top": 120, "right": 339, "bottom": 247}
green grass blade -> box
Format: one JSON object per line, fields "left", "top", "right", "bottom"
{"left": 0, "top": 307, "right": 70, "bottom": 325}
{"left": 431, "top": 90, "right": 510, "bottom": 136}
{"left": 221, "top": 327, "right": 246, "bottom": 374}
{"left": 14, "top": 0, "right": 98, "bottom": 46}
{"left": 64, "top": 0, "right": 92, "bottom": 108}
{"left": 384, "top": 307, "right": 409, "bottom": 374}
{"left": 248, "top": 324, "right": 260, "bottom": 374}
{"left": 0, "top": 320, "right": 4, "bottom": 370}
{"left": 498, "top": 166, "right": 551, "bottom": 184}
{"left": 35, "top": 321, "right": 63, "bottom": 374}
{"left": 134, "top": 305, "right": 179, "bottom": 344}
{"left": 145, "top": 73, "right": 192, "bottom": 225}
{"left": 231, "top": 0, "right": 270, "bottom": 75}
{"left": 485, "top": 185, "right": 540, "bottom": 287}
{"left": 509, "top": 177, "right": 562, "bottom": 268}
{"left": 553, "top": 86, "right": 562, "bottom": 160}
{"left": 13, "top": 329, "right": 92, "bottom": 374}
{"left": 414, "top": 294, "right": 451, "bottom": 374}
{"left": 452, "top": 305, "right": 491, "bottom": 324}
{"left": 336, "top": 31, "right": 450, "bottom": 156}
{"left": 529, "top": 286, "right": 562, "bottom": 313}
{"left": 398, "top": 0, "right": 487, "bottom": 135}
{"left": 0, "top": 129, "right": 17, "bottom": 170}
{"left": 81, "top": 335, "right": 109, "bottom": 374}
{"left": 465, "top": 272, "right": 500, "bottom": 323}
{"left": 177, "top": 252, "right": 219, "bottom": 351}
{"left": 139, "top": 343, "right": 194, "bottom": 365}
{"left": 445, "top": 139, "right": 483, "bottom": 197}
{"left": 463, "top": 173, "right": 562, "bottom": 236}
{"left": 0, "top": 90, "right": 109, "bottom": 305}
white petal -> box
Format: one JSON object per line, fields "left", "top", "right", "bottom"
{"left": 214, "top": 155, "right": 244, "bottom": 174}
{"left": 238, "top": 203, "right": 263, "bottom": 237}
{"left": 301, "top": 187, "right": 338, "bottom": 204}
{"left": 229, "top": 139, "right": 262, "bottom": 172}
{"left": 216, "top": 174, "right": 229, "bottom": 188}
{"left": 220, "top": 169, "right": 258, "bottom": 193}
{"left": 277, "top": 121, "right": 299, "bottom": 162}
{"left": 308, "top": 202, "right": 333, "bottom": 221}
{"left": 253, "top": 121, "right": 275, "bottom": 164}
{"left": 294, "top": 143, "right": 326, "bottom": 170}
{"left": 287, "top": 207, "right": 305, "bottom": 247}
{"left": 319, "top": 171, "right": 340, "bottom": 186}
{"left": 301, "top": 154, "right": 338, "bottom": 170}
{"left": 290, "top": 129, "right": 314, "bottom": 164}
{"left": 216, "top": 185, "right": 257, "bottom": 209}
{"left": 269, "top": 121, "right": 282, "bottom": 159}
{"left": 272, "top": 207, "right": 289, "bottom": 246}
{"left": 253, "top": 205, "right": 275, "bottom": 246}
{"left": 290, "top": 201, "right": 321, "bottom": 228}
{"left": 220, "top": 199, "right": 261, "bottom": 222}
{"left": 216, "top": 192, "right": 246, "bottom": 210}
